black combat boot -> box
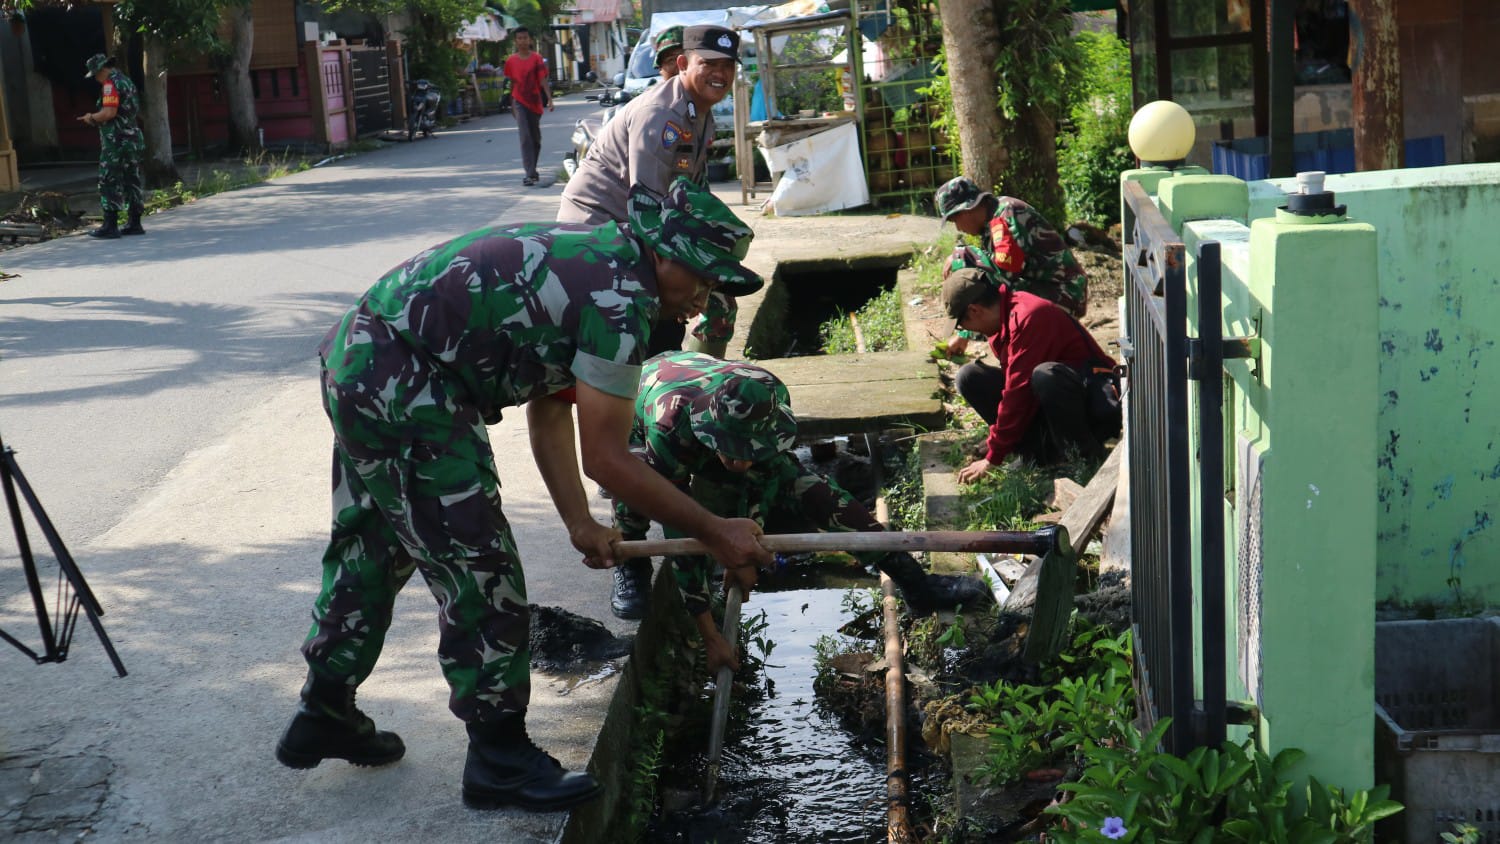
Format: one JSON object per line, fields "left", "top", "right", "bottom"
{"left": 878, "top": 551, "right": 990, "bottom": 616}
{"left": 121, "top": 205, "right": 146, "bottom": 236}
{"left": 88, "top": 215, "right": 120, "bottom": 239}
{"left": 609, "top": 558, "right": 652, "bottom": 620}
{"left": 274, "top": 671, "right": 406, "bottom": 769}
{"left": 462, "top": 713, "right": 602, "bottom": 811}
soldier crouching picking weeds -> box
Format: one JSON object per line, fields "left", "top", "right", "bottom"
{"left": 275, "top": 177, "right": 772, "bottom": 812}
{"left": 610, "top": 351, "right": 991, "bottom": 666}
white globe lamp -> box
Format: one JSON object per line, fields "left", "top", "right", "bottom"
{"left": 1128, "top": 100, "right": 1196, "bottom": 166}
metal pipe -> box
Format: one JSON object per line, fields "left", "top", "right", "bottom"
{"left": 875, "top": 496, "right": 915, "bottom": 843}
{"left": 614, "top": 529, "right": 1063, "bottom": 559}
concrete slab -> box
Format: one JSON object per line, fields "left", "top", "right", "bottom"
{"left": 756, "top": 350, "right": 944, "bottom": 436}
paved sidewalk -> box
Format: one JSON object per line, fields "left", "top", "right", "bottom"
{"left": 0, "top": 101, "right": 626, "bottom": 843}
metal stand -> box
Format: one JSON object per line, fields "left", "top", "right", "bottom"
{"left": 0, "top": 433, "right": 126, "bottom": 677}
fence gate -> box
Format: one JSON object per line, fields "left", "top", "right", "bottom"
{"left": 1120, "top": 180, "right": 1243, "bottom": 755}
{"left": 348, "top": 44, "right": 393, "bottom": 136}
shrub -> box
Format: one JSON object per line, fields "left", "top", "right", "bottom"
{"left": 1058, "top": 30, "right": 1135, "bottom": 227}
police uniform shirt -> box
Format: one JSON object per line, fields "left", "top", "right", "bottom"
{"left": 558, "top": 75, "right": 714, "bottom": 225}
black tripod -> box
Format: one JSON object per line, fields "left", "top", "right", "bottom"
{"left": 0, "top": 432, "right": 126, "bottom": 677}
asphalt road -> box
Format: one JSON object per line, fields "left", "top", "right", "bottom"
{"left": 0, "top": 98, "right": 636, "bottom": 842}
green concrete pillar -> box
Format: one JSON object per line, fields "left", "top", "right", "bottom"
{"left": 1158, "top": 175, "right": 1250, "bottom": 232}
{"left": 1119, "top": 165, "right": 1211, "bottom": 237}
{"left": 1246, "top": 203, "right": 1378, "bottom": 792}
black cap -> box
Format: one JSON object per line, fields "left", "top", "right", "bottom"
{"left": 942, "top": 268, "right": 995, "bottom": 321}
{"left": 683, "top": 25, "right": 740, "bottom": 62}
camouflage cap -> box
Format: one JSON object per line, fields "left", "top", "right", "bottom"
{"left": 654, "top": 26, "right": 685, "bottom": 66}
{"left": 628, "top": 177, "right": 763, "bottom": 296}
{"left": 935, "top": 176, "right": 992, "bottom": 221}
{"left": 944, "top": 244, "right": 999, "bottom": 280}
{"left": 689, "top": 368, "right": 797, "bottom": 464}
{"left": 84, "top": 53, "right": 113, "bottom": 78}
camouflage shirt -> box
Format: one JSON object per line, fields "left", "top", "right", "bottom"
{"left": 983, "top": 196, "right": 1088, "bottom": 317}
{"left": 615, "top": 352, "right": 881, "bottom": 615}
{"left": 320, "top": 221, "right": 661, "bottom": 422}
{"left": 97, "top": 69, "right": 143, "bottom": 154}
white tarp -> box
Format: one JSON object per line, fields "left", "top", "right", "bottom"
{"left": 458, "top": 13, "right": 508, "bottom": 42}
{"left": 759, "top": 121, "right": 869, "bottom": 216}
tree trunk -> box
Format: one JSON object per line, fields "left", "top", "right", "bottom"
{"left": 140, "top": 34, "right": 179, "bottom": 187}
{"left": 1349, "top": 0, "right": 1402, "bottom": 170}
{"left": 1005, "top": 102, "right": 1064, "bottom": 221}
{"left": 223, "top": 2, "right": 261, "bottom": 155}
{"left": 938, "top": 0, "right": 1008, "bottom": 192}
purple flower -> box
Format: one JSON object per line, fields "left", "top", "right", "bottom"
{"left": 1101, "top": 816, "right": 1127, "bottom": 840}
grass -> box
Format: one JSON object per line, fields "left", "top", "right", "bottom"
{"left": 143, "top": 149, "right": 319, "bottom": 215}
{"left": 819, "top": 284, "right": 908, "bottom": 354}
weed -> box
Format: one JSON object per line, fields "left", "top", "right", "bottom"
{"left": 819, "top": 284, "right": 907, "bottom": 354}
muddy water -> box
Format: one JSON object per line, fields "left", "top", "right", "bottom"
{"left": 648, "top": 588, "right": 889, "bottom": 843}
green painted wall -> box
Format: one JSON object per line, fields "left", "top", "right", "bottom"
{"left": 1249, "top": 164, "right": 1500, "bottom": 607}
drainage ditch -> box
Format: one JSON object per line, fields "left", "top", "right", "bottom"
{"left": 742, "top": 257, "right": 908, "bottom": 359}
{"left": 562, "top": 434, "right": 943, "bottom": 844}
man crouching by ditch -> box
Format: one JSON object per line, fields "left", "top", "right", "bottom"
{"left": 274, "top": 178, "right": 772, "bottom": 812}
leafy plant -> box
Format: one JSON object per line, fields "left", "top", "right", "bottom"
{"left": 1058, "top": 30, "right": 1135, "bottom": 227}
{"left": 1047, "top": 720, "right": 1404, "bottom": 843}
{"left": 820, "top": 284, "right": 908, "bottom": 354}
{"left": 1442, "top": 823, "right": 1482, "bottom": 844}
{"left": 966, "top": 624, "right": 1136, "bottom": 785}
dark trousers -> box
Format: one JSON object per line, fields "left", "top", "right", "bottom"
{"left": 955, "top": 359, "right": 1109, "bottom": 463}
{"left": 515, "top": 107, "right": 542, "bottom": 179}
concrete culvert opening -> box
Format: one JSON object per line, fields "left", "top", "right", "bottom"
{"left": 743, "top": 256, "right": 908, "bottom": 359}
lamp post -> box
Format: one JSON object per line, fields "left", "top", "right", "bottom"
{"left": 1128, "top": 99, "right": 1196, "bottom": 168}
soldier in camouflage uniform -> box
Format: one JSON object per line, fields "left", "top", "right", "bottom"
{"left": 559, "top": 25, "right": 741, "bottom": 359}
{"left": 275, "top": 177, "right": 772, "bottom": 813}
{"left": 611, "top": 351, "right": 989, "bottom": 667}
{"left": 79, "top": 54, "right": 145, "bottom": 239}
{"left": 935, "top": 177, "right": 1087, "bottom": 318}
{"left": 653, "top": 25, "right": 685, "bottom": 78}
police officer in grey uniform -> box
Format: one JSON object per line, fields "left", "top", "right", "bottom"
{"left": 558, "top": 24, "right": 736, "bottom": 225}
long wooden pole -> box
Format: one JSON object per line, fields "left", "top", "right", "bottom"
{"left": 614, "top": 529, "right": 1064, "bottom": 559}
{"left": 702, "top": 585, "right": 743, "bottom": 804}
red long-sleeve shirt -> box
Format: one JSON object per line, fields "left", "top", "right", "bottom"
{"left": 984, "top": 288, "right": 1114, "bottom": 463}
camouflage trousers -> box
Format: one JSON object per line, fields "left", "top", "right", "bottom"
{"left": 667, "top": 465, "right": 878, "bottom": 617}
{"left": 98, "top": 145, "right": 144, "bottom": 215}
{"left": 300, "top": 359, "right": 531, "bottom": 722}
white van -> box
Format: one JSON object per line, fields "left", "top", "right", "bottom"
{"left": 622, "top": 9, "right": 737, "bottom": 119}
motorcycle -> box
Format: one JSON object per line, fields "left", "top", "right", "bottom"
{"left": 407, "top": 79, "right": 442, "bottom": 141}
{"left": 564, "top": 72, "right": 627, "bottom": 177}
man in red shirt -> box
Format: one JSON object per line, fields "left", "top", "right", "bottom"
{"left": 943, "top": 269, "right": 1120, "bottom": 483}
{"left": 503, "top": 27, "right": 554, "bottom": 186}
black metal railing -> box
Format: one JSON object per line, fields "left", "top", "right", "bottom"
{"left": 1121, "top": 180, "right": 1194, "bottom": 753}
{"left": 1120, "top": 181, "right": 1248, "bottom": 754}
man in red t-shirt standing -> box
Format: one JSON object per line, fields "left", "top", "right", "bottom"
{"left": 502, "top": 27, "right": 553, "bottom": 186}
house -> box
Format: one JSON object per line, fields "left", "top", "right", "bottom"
{"left": 1123, "top": 0, "right": 1500, "bottom": 172}
{"left": 552, "top": 0, "right": 634, "bottom": 83}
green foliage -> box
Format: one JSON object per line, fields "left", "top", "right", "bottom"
{"left": 918, "top": 45, "right": 957, "bottom": 164}
{"left": 739, "top": 607, "right": 777, "bottom": 670}
{"left": 966, "top": 624, "right": 1135, "bottom": 785}
{"left": 1442, "top": 823, "right": 1483, "bottom": 844}
{"left": 819, "top": 285, "right": 907, "bottom": 354}
{"left": 881, "top": 440, "right": 926, "bottom": 532}
{"left": 1058, "top": 30, "right": 1135, "bottom": 226}
{"left": 957, "top": 460, "right": 1051, "bottom": 530}
{"left": 325, "top": 0, "right": 490, "bottom": 103}
{"left": 910, "top": 230, "right": 960, "bottom": 298}
{"left": 1047, "top": 724, "right": 1404, "bottom": 844}
{"left": 991, "top": 0, "right": 1078, "bottom": 123}
{"left": 113, "top": 0, "right": 223, "bottom": 63}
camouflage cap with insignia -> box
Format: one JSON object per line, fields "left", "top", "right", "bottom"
{"left": 84, "top": 53, "right": 113, "bottom": 78}
{"left": 654, "top": 26, "right": 685, "bottom": 66}
{"left": 628, "top": 177, "right": 763, "bottom": 296}
{"left": 690, "top": 370, "right": 796, "bottom": 464}
{"left": 935, "top": 176, "right": 993, "bottom": 221}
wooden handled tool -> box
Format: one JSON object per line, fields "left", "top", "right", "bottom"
{"left": 702, "top": 584, "right": 743, "bottom": 804}
{"left": 615, "top": 528, "right": 1065, "bottom": 559}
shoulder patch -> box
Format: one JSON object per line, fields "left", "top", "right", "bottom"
{"left": 662, "top": 121, "right": 684, "bottom": 149}
{"left": 991, "top": 218, "right": 1025, "bottom": 273}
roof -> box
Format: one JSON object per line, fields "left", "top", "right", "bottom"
{"left": 570, "top": 0, "right": 623, "bottom": 23}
